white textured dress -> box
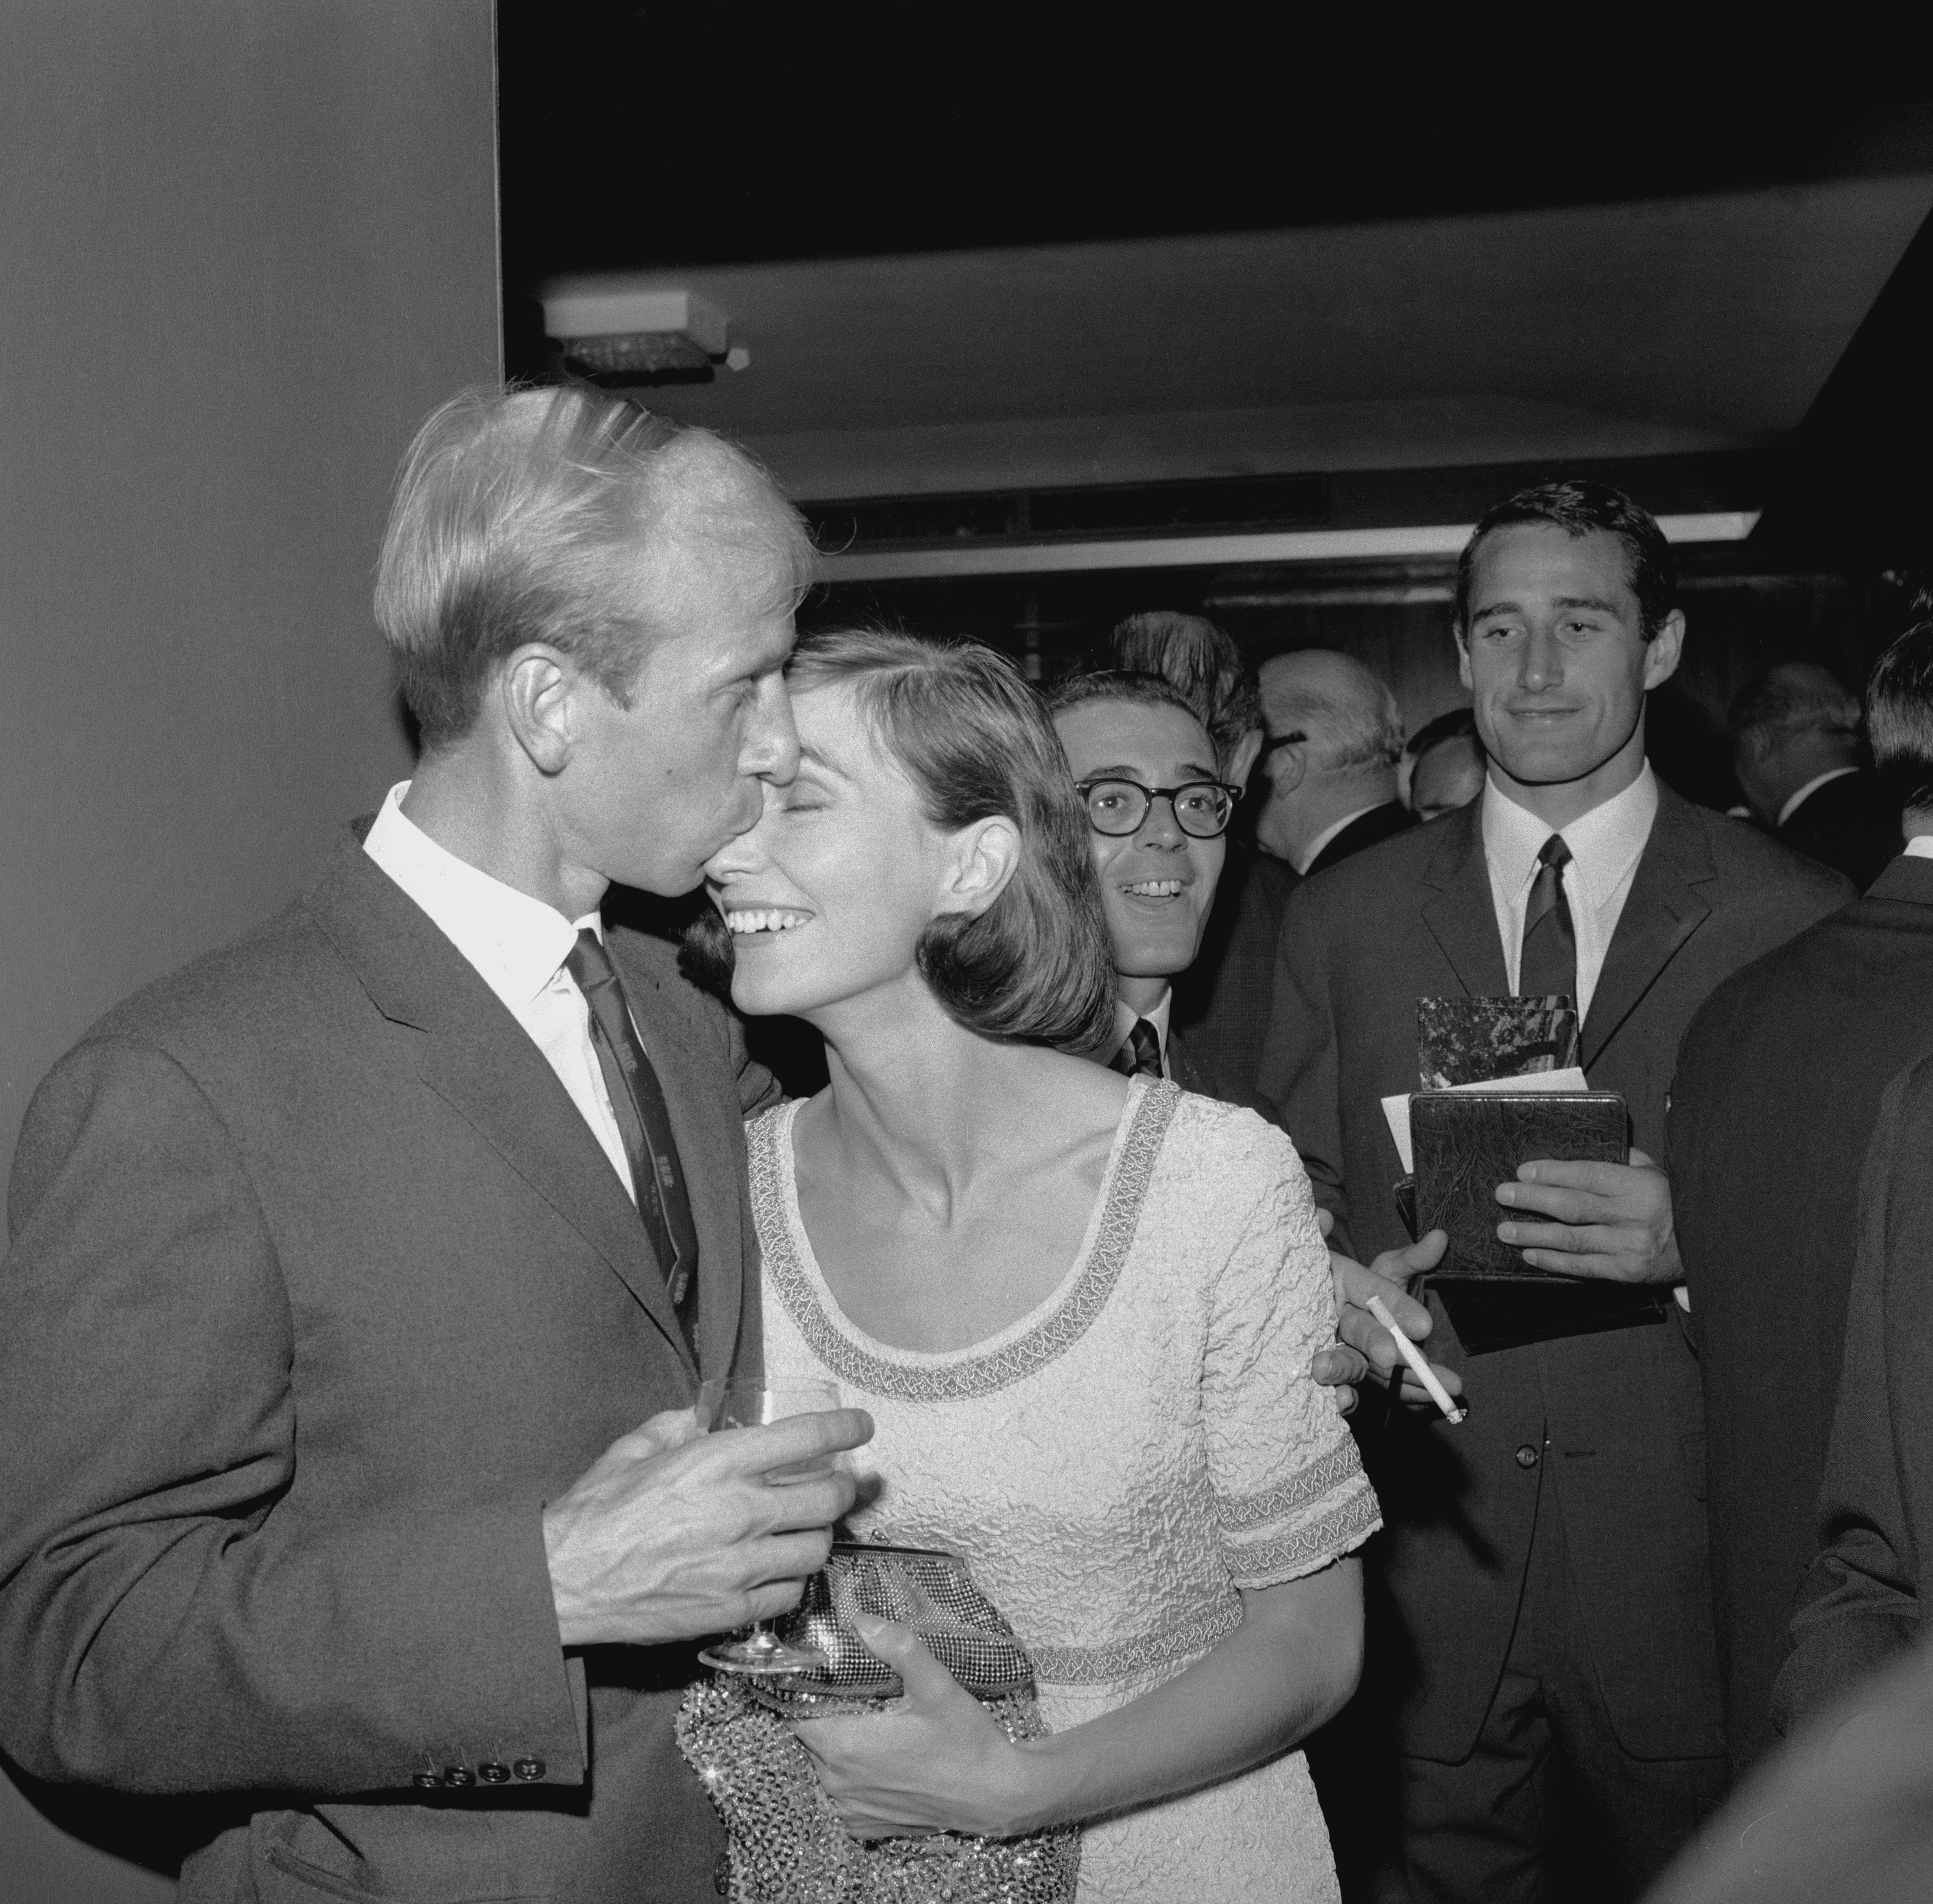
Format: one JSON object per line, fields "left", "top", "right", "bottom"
{"left": 751, "top": 1077, "right": 1381, "bottom": 1904}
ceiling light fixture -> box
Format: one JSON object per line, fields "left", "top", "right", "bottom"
{"left": 815, "top": 511, "right": 1761, "bottom": 583}
{"left": 539, "top": 283, "right": 741, "bottom": 383}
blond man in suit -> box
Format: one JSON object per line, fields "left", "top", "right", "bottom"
{"left": 0, "top": 387, "right": 872, "bottom": 1903}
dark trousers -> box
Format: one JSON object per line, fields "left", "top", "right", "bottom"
{"left": 1400, "top": 1441, "right": 1730, "bottom": 1904}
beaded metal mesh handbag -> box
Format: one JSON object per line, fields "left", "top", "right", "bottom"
{"left": 676, "top": 1542, "right": 1081, "bottom": 1903}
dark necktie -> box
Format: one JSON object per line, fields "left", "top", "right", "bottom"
{"left": 1109, "top": 1018, "right": 1165, "bottom": 1079}
{"left": 1518, "top": 833, "right": 1577, "bottom": 1004}
{"left": 566, "top": 929, "right": 701, "bottom": 1342}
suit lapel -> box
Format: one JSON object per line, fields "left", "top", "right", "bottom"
{"left": 1421, "top": 804, "right": 1511, "bottom": 998}
{"left": 308, "top": 837, "right": 697, "bottom": 1375}
{"left": 1165, "top": 1027, "right": 1214, "bottom": 1099}
{"left": 607, "top": 928, "right": 746, "bottom": 1385}
{"left": 416, "top": 1025, "right": 697, "bottom": 1374}
{"left": 1866, "top": 855, "right": 1933, "bottom": 906}
{"left": 1579, "top": 783, "right": 1715, "bottom": 1071}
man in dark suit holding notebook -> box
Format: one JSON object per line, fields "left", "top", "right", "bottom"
{"left": 0, "top": 387, "right": 871, "bottom": 1902}
{"left": 1260, "top": 481, "right": 1848, "bottom": 1903}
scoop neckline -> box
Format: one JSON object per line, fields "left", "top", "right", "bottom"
{"left": 752, "top": 1076, "right": 1180, "bottom": 1402}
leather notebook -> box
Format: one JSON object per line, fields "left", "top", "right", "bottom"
{"left": 1410, "top": 1089, "right": 1668, "bottom": 1353}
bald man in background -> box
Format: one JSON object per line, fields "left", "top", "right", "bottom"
{"left": 1255, "top": 648, "right": 1417, "bottom": 874}
{"left": 1728, "top": 661, "right": 1900, "bottom": 890}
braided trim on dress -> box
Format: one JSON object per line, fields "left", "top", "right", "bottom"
{"left": 1030, "top": 1599, "right": 1242, "bottom": 1686}
{"left": 1223, "top": 1489, "right": 1383, "bottom": 1587}
{"left": 750, "top": 1081, "right": 1181, "bottom": 1402}
{"left": 1214, "top": 1441, "right": 1366, "bottom": 1533}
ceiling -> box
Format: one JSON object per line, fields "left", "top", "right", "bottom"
{"left": 543, "top": 177, "right": 1933, "bottom": 502}
{"left": 495, "top": 53, "right": 1933, "bottom": 568}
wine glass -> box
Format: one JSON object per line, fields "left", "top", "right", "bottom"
{"left": 697, "top": 1376, "right": 844, "bottom": 1676}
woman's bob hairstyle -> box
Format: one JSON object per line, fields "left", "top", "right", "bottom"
{"left": 685, "top": 626, "right": 1117, "bottom": 1055}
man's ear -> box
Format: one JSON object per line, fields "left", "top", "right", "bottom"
{"left": 1225, "top": 727, "right": 1264, "bottom": 793}
{"left": 1266, "top": 742, "right": 1306, "bottom": 800}
{"left": 1642, "top": 610, "right": 1686, "bottom": 692}
{"left": 936, "top": 815, "right": 1021, "bottom": 919}
{"left": 499, "top": 644, "right": 578, "bottom": 775}
{"left": 1454, "top": 627, "right": 1474, "bottom": 694}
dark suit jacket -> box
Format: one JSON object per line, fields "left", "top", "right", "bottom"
{"left": 1304, "top": 798, "right": 1417, "bottom": 877}
{"left": 1774, "top": 1053, "right": 1933, "bottom": 1735}
{"left": 1170, "top": 842, "right": 1298, "bottom": 1104}
{"left": 1778, "top": 767, "right": 1901, "bottom": 892}
{"left": 1670, "top": 854, "right": 1933, "bottom": 1766}
{"left": 1258, "top": 783, "right": 1850, "bottom": 1761}
{"left": 0, "top": 834, "right": 775, "bottom": 1904}
{"left": 1165, "top": 1023, "right": 1225, "bottom": 1101}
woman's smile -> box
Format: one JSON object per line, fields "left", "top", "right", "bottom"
{"left": 1118, "top": 875, "right": 1188, "bottom": 903}
{"left": 719, "top": 904, "right": 815, "bottom": 940}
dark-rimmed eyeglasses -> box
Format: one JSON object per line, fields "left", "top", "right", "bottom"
{"left": 1075, "top": 777, "right": 1244, "bottom": 839}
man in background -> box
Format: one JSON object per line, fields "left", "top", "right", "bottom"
{"left": 1405, "top": 707, "right": 1488, "bottom": 822}
{"left": 1109, "top": 610, "right": 1295, "bottom": 1102}
{"left": 1772, "top": 1049, "right": 1933, "bottom": 1739}
{"left": 1048, "top": 669, "right": 1237, "bottom": 1096}
{"left": 1264, "top": 479, "right": 1849, "bottom": 1902}
{"left": 1671, "top": 618, "right": 1933, "bottom": 1769}
{"left": 1254, "top": 647, "right": 1417, "bottom": 874}
{"left": 0, "top": 387, "right": 870, "bottom": 1903}
{"left": 1728, "top": 661, "right": 1900, "bottom": 888}
{"left": 1747, "top": 621, "right": 1933, "bottom": 1748}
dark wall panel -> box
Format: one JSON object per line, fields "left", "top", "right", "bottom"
{"left": 0, "top": 0, "right": 499, "bottom": 1158}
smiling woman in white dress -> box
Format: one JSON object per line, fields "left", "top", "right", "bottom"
{"left": 688, "top": 628, "right": 1380, "bottom": 1903}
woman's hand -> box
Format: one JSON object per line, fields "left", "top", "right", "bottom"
{"left": 789, "top": 1613, "right": 1039, "bottom": 1839}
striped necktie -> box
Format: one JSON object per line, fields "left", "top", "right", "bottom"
{"left": 1109, "top": 1018, "right": 1164, "bottom": 1079}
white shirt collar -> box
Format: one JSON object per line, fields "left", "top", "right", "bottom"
{"left": 1482, "top": 761, "right": 1659, "bottom": 910}
{"left": 1113, "top": 989, "right": 1173, "bottom": 1058}
{"left": 1777, "top": 765, "right": 1861, "bottom": 829}
{"left": 1902, "top": 835, "right": 1933, "bottom": 860}
{"left": 1294, "top": 801, "right": 1387, "bottom": 876}
{"left": 363, "top": 782, "right": 599, "bottom": 1017}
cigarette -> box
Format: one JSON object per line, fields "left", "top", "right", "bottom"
{"left": 1366, "top": 1295, "right": 1466, "bottom": 1424}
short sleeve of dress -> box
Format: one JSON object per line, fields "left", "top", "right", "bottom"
{"left": 1200, "top": 1113, "right": 1382, "bottom": 1590}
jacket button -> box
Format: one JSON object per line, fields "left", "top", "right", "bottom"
{"left": 1515, "top": 1444, "right": 1541, "bottom": 1469}
{"left": 512, "top": 1757, "right": 546, "bottom": 1781}
{"left": 442, "top": 1766, "right": 476, "bottom": 1788}
{"left": 412, "top": 1771, "right": 443, "bottom": 1789}
{"left": 477, "top": 1761, "right": 510, "bottom": 1785}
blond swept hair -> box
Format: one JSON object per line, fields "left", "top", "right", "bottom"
{"left": 375, "top": 385, "right": 814, "bottom": 748}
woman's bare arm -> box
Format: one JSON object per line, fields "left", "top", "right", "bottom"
{"left": 793, "top": 1558, "right": 1363, "bottom": 1840}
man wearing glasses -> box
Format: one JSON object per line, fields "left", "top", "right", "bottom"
{"left": 1047, "top": 671, "right": 1244, "bottom": 1096}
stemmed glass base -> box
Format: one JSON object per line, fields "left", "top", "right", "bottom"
{"left": 696, "top": 1375, "right": 843, "bottom": 1678}
{"left": 699, "top": 1628, "right": 828, "bottom": 1676}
